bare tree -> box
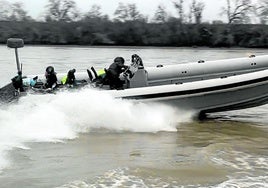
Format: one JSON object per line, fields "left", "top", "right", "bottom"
{"left": 255, "top": 0, "right": 268, "bottom": 24}
{"left": 0, "top": 0, "right": 11, "bottom": 20}
{"left": 0, "top": 0, "right": 31, "bottom": 21}
{"left": 173, "top": 0, "right": 185, "bottom": 22}
{"left": 85, "top": 5, "right": 102, "bottom": 19}
{"left": 114, "top": 3, "right": 144, "bottom": 22}
{"left": 83, "top": 4, "right": 109, "bottom": 22}
{"left": 9, "top": 2, "right": 32, "bottom": 21}
{"left": 222, "top": 0, "right": 253, "bottom": 24}
{"left": 114, "top": 3, "right": 129, "bottom": 22}
{"left": 153, "top": 5, "right": 168, "bottom": 23}
{"left": 45, "top": 0, "right": 79, "bottom": 22}
{"left": 190, "top": 0, "right": 205, "bottom": 24}
{"left": 128, "top": 4, "right": 142, "bottom": 20}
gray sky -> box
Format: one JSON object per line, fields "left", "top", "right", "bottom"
{"left": 6, "top": 0, "right": 227, "bottom": 22}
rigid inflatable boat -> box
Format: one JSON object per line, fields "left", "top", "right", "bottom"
{"left": 1, "top": 38, "right": 268, "bottom": 117}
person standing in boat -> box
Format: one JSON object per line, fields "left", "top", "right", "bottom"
{"left": 106, "top": 57, "right": 128, "bottom": 89}
{"left": 45, "top": 66, "right": 58, "bottom": 89}
{"left": 11, "top": 71, "right": 24, "bottom": 92}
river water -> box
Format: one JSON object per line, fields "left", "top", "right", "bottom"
{"left": 0, "top": 45, "right": 268, "bottom": 188}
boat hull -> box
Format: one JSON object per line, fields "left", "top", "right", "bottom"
{"left": 108, "top": 69, "right": 268, "bottom": 114}
{"left": 2, "top": 55, "right": 268, "bottom": 117}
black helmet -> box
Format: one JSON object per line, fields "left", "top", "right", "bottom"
{"left": 68, "top": 68, "right": 76, "bottom": 74}
{"left": 18, "top": 71, "right": 22, "bottom": 75}
{"left": 114, "top": 57, "right": 125, "bottom": 64}
{"left": 46, "top": 66, "right": 54, "bottom": 74}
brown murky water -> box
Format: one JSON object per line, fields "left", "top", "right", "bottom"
{"left": 0, "top": 46, "right": 268, "bottom": 187}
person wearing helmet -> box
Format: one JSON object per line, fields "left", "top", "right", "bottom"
{"left": 45, "top": 66, "right": 58, "bottom": 89}
{"left": 66, "top": 69, "right": 76, "bottom": 85}
{"left": 61, "top": 68, "right": 76, "bottom": 86}
{"left": 106, "top": 57, "right": 128, "bottom": 89}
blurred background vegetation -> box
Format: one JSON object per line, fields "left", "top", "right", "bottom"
{"left": 0, "top": 0, "right": 268, "bottom": 48}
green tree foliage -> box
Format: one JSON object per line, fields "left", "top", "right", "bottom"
{"left": 2, "top": 19, "right": 268, "bottom": 48}
{"left": 45, "top": 0, "right": 79, "bottom": 22}
{"left": 0, "top": 1, "right": 268, "bottom": 48}
{"left": 81, "top": 5, "right": 112, "bottom": 45}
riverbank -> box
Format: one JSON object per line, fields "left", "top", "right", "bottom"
{"left": 1, "top": 21, "right": 268, "bottom": 48}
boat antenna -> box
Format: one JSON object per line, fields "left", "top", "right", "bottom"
{"left": 7, "top": 38, "right": 24, "bottom": 73}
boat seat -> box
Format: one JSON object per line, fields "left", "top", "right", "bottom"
{"left": 129, "top": 68, "right": 148, "bottom": 88}
{"left": 87, "top": 66, "right": 98, "bottom": 81}
{"left": 91, "top": 67, "right": 98, "bottom": 78}
{"left": 87, "top": 69, "right": 93, "bottom": 81}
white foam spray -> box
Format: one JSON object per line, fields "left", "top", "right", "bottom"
{"left": 0, "top": 87, "right": 194, "bottom": 172}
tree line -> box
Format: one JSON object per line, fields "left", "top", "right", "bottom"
{"left": 0, "top": 0, "right": 268, "bottom": 48}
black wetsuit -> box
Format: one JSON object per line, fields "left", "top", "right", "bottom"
{"left": 66, "top": 70, "right": 76, "bottom": 85}
{"left": 45, "top": 73, "right": 57, "bottom": 89}
{"left": 107, "top": 61, "right": 127, "bottom": 89}
{"left": 11, "top": 74, "right": 24, "bottom": 92}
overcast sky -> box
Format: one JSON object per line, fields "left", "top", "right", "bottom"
{"left": 5, "top": 0, "right": 229, "bottom": 22}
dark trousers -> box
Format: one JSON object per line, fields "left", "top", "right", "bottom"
{"left": 105, "top": 71, "right": 124, "bottom": 89}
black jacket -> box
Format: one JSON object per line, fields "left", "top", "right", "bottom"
{"left": 107, "top": 61, "right": 127, "bottom": 78}
{"left": 11, "top": 74, "right": 23, "bottom": 91}
{"left": 66, "top": 70, "right": 76, "bottom": 85}
{"left": 46, "top": 73, "right": 57, "bottom": 88}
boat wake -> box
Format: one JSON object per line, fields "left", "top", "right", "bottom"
{"left": 0, "top": 87, "right": 194, "bottom": 172}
